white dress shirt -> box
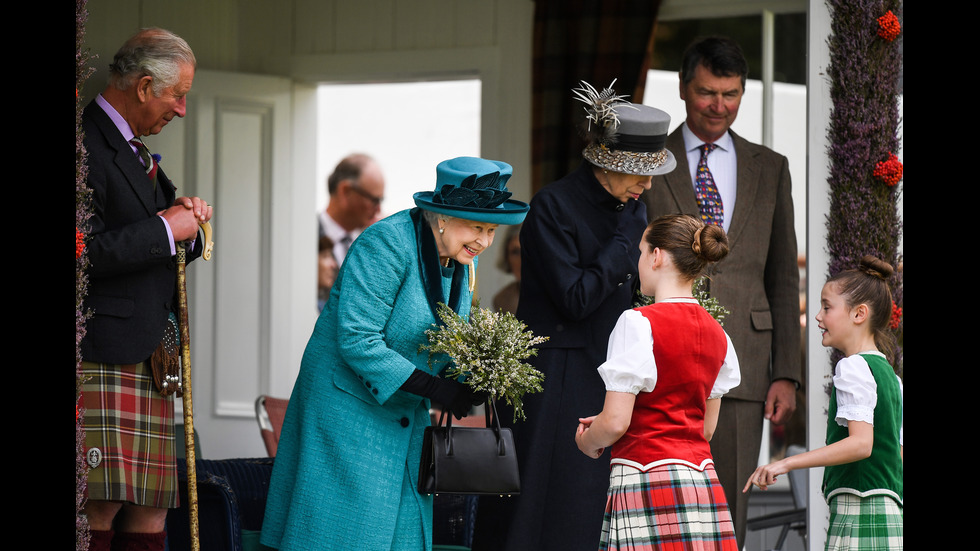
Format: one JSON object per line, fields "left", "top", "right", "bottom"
{"left": 318, "top": 210, "right": 361, "bottom": 263}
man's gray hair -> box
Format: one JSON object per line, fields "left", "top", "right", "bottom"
{"left": 108, "top": 28, "right": 196, "bottom": 95}
{"left": 327, "top": 153, "right": 376, "bottom": 195}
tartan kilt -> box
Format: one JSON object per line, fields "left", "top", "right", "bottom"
{"left": 81, "top": 360, "right": 179, "bottom": 508}
{"left": 600, "top": 462, "right": 738, "bottom": 551}
{"left": 826, "top": 493, "right": 903, "bottom": 551}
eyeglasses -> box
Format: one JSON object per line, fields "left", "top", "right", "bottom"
{"left": 349, "top": 184, "right": 384, "bottom": 206}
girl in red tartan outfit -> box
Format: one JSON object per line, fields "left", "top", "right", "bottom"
{"left": 576, "top": 214, "right": 741, "bottom": 550}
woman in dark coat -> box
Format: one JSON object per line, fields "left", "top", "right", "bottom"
{"left": 474, "top": 82, "right": 678, "bottom": 551}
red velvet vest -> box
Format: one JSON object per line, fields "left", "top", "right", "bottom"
{"left": 610, "top": 302, "right": 728, "bottom": 470}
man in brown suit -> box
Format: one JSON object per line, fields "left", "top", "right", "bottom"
{"left": 640, "top": 36, "right": 801, "bottom": 548}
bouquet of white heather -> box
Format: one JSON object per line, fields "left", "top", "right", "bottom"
{"left": 420, "top": 303, "right": 548, "bottom": 421}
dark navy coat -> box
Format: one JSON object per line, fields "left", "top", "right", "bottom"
{"left": 480, "top": 162, "right": 648, "bottom": 551}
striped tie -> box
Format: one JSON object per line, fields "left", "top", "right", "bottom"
{"left": 130, "top": 138, "right": 159, "bottom": 188}
{"left": 694, "top": 143, "right": 723, "bottom": 226}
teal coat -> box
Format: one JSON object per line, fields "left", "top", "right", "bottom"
{"left": 261, "top": 209, "right": 474, "bottom": 550}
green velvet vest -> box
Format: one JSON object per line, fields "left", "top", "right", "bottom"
{"left": 822, "top": 353, "right": 903, "bottom": 505}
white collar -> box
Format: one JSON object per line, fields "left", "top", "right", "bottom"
{"left": 657, "top": 297, "right": 699, "bottom": 304}
{"left": 681, "top": 122, "right": 734, "bottom": 154}
{"left": 320, "top": 211, "right": 359, "bottom": 242}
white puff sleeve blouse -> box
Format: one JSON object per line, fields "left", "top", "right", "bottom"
{"left": 833, "top": 351, "right": 904, "bottom": 446}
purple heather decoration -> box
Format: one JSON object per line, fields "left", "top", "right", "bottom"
{"left": 76, "top": 0, "right": 94, "bottom": 548}
{"left": 826, "top": 0, "right": 903, "bottom": 373}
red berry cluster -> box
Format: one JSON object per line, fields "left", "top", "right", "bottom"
{"left": 889, "top": 301, "right": 902, "bottom": 330}
{"left": 76, "top": 228, "right": 86, "bottom": 258}
{"left": 877, "top": 10, "right": 900, "bottom": 41}
{"left": 873, "top": 153, "right": 903, "bottom": 187}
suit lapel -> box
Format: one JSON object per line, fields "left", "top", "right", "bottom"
{"left": 726, "top": 130, "right": 760, "bottom": 246}
{"left": 662, "top": 128, "right": 700, "bottom": 214}
{"left": 87, "top": 102, "right": 161, "bottom": 216}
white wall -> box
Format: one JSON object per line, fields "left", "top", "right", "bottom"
{"left": 316, "top": 80, "right": 483, "bottom": 220}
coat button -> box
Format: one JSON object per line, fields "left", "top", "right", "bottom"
{"left": 615, "top": 203, "right": 625, "bottom": 211}
{"left": 400, "top": 417, "right": 410, "bottom": 428}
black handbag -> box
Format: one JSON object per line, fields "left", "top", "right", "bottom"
{"left": 418, "top": 398, "right": 520, "bottom": 496}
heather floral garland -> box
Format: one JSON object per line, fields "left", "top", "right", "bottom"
{"left": 76, "top": 0, "right": 93, "bottom": 547}
{"left": 826, "top": 0, "right": 903, "bottom": 372}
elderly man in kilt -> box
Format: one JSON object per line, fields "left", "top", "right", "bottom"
{"left": 80, "top": 28, "right": 212, "bottom": 551}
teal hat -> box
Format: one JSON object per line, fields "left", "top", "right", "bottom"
{"left": 413, "top": 157, "right": 530, "bottom": 225}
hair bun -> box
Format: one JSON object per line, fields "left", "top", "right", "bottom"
{"left": 696, "top": 224, "right": 729, "bottom": 263}
{"left": 859, "top": 255, "right": 894, "bottom": 280}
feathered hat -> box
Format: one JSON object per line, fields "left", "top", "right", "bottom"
{"left": 413, "top": 157, "right": 529, "bottom": 225}
{"left": 574, "top": 80, "right": 676, "bottom": 176}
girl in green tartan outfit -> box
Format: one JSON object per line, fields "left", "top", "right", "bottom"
{"left": 743, "top": 256, "right": 902, "bottom": 550}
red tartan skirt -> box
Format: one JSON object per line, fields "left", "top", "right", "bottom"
{"left": 81, "top": 361, "right": 179, "bottom": 508}
{"left": 600, "top": 462, "right": 738, "bottom": 551}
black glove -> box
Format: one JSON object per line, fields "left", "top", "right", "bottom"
{"left": 400, "top": 370, "right": 482, "bottom": 419}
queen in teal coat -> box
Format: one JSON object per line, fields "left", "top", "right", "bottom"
{"left": 261, "top": 157, "right": 529, "bottom": 551}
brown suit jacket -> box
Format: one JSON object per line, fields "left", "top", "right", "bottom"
{"left": 641, "top": 126, "right": 801, "bottom": 401}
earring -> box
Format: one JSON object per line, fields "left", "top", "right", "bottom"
{"left": 439, "top": 227, "right": 444, "bottom": 234}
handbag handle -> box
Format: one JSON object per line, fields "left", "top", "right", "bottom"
{"left": 437, "top": 397, "right": 508, "bottom": 457}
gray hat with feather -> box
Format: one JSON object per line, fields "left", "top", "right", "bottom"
{"left": 574, "top": 80, "right": 676, "bottom": 176}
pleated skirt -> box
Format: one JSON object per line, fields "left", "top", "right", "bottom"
{"left": 600, "top": 463, "right": 738, "bottom": 551}
{"left": 825, "top": 493, "right": 903, "bottom": 551}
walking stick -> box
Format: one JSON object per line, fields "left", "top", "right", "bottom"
{"left": 176, "top": 221, "right": 214, "bottom": 551}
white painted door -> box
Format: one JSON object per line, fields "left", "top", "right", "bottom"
{"left": 151, "top": 69, "right": 318, "bottom": 459}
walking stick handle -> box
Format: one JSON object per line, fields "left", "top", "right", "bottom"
{"left": 199, "top": 221, "right": 214, "bottom": 261}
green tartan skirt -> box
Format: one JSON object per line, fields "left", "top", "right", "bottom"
{"left": 826, "top": 493, "right": 903, "bottom": 550}
{"left": 81, "top": 361, "right": 178, "bottom": 508}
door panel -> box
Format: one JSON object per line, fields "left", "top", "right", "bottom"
{"left": 166, "top": 70, "right": 316, "bottom": 459}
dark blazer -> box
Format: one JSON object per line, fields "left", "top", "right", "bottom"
{"left": 641, "top": 127, "right": 801, "bottom": 401}
{"left": 81, "top": 99, "right": 200, "bottom": 365}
